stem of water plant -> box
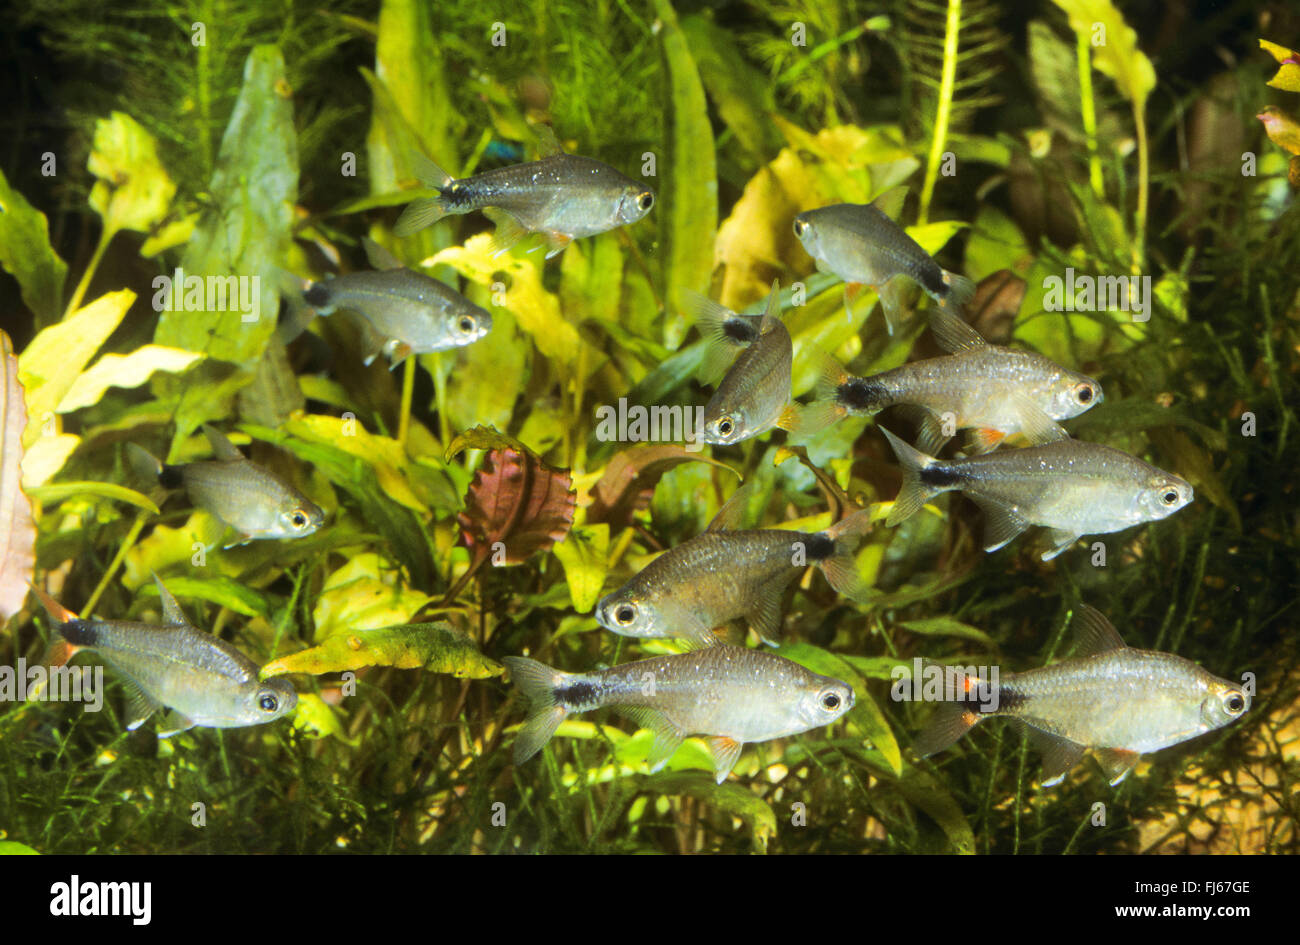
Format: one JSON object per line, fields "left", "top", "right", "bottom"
{"left": 1133, "top": 101, "right": 1148, "bottom": 269}
{"left": 919, "top": 0, "right": 961, "bottom": 224}
{"left": 1077, "top": 32, "right": 1103, "bottom": 198}
{"left": 83, "top": 512, "right": 147, "bottom": 615}
{"left": 398, "top": 356, "right": 416, "bottom": 449}
{"left": 65, "top": 229, "right": 114, "bottom": 317}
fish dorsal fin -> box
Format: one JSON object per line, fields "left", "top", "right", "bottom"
{"left": 533, "top": 124, "right": 565, "bottom": 158}
{"left": 151, "top": 573, "right": 189, "bottom": 626}
{"left": 362, "top": 236, "right": 405, "bottom": 272}
{"left": 202, "top": 425, "right": 245, "bottom": 463}
{"left": 758, "top": 279, "right": 783, "bottom": 332}
{"left": 1071, "top": 603, "right": 1126, "bottom": 657}
{"left": 869, "top": 185, "right": 908, "bottom": 221}
{"left": 928, "top": 306, "right": 987, "bottom": 353}
{"left": 705, "top": 479, "right": 755, "bottom": 532}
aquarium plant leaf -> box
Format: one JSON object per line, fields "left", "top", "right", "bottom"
{"left": 87, "top": 111, "right": 176, "bottom": 238}
{"left": 27, "top": 481, "right": 159, "bottom": 516}
{"left": 262, "top": 622, "right": 502, "bottom": 679}
{"left": 56, "top": 346, "right": 202, "bottom": 413}
{"left": 154, "top": 45, "right": 297, "bottom": 369}
{"left": 899, "top": 616, "right": 996, "bottom": 647}
{"left": 652, "top": 0, "right": 717, "bottom": 350}
{"left": 0, "top": 167, "right": 67, "bottom": 326}
{"left": 1260, "top": 39, "right": 1300, "bottom": 93}
{"left": 649, "top": 773, "right": 778, "bottom": 853}
{"left": 587, "top": 443, "right": 736, "bottom": 527}
{"left": 0, "top": 330, "right": 35, "bottom": 620}
{"left": 551, "top": 523, "right": 610, "bottom": 613}
{"left": 457, "top": 446, "right": 576, "bottom": 571}
{"left": 290, "top": 692, "right": 357, "bottom": 743}
{"left": 312, "top": 553, "right": 433, "bottom": 641}
{"left": 135, "top": 573, "right": 272, "bottom": 620}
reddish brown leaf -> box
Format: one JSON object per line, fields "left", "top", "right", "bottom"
{"left": 1, "top": 329, "right": 36, "bottom": 620}
{"left": 457, "top": 447, "right": 575, "bottom": 569}
{"left": 588, "top": 444, "right": 737, "bottom": 526}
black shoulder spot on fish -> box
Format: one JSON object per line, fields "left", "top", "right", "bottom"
{"left": 920, "top": 465, "right": 962, "bottom": 488}
{"left": 442, "top": 181, "right": 473, "bottom": 209}
{"left": 803, "top": 533, "right": 836, "bottom": 561}
{"left": 303, "top": 283, "right": 331, "bottom": 308}
{"left": 723, "top": 318, "right": 759, "bottom": 345}
{"left": 157, "top": 464, "right": 185, "bottom": 489}
{"left": 837, "top": 378, "right": 889, "bottom": 412}
{"left": 994, "top": 687, "right": 1027, "bottom": 712}
{"left": 914, "top": 262, "right": 947, "bottom": 297}
{"left": 59, "top": 619, "right": 98, "bottom": 647}
{"left": 555, "top": 681, "right": 598, "bottom": 708}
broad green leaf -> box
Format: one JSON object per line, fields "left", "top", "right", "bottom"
{"left": 263, "top": 622, "right": 502, "bottom": 679}
{"left": 27, "top": 481, "right": 159, "bottom": 515}
{"left": 552, "top": 523, "right": 610, "bottom": 612}
{"left": 965, "top": 205, "right": 1032, "bottom": 282}
{"left": 0, "top": 841, "right": 39, "bottom": 855}
{"left": 682, "top": 14, "right": 777, "bottom": 167}
{"left": 777, "top": 640, "right": 902, "bottom": 775}
{"left": 19, "top": 434, "right": 79, "bottom": 491}
{"left": 652, "top": 0, "right": 718, "bottom": 349}
{"left": 899, "top": 616, "right": 996, "bottom": 647}
{"left": 154, "top": 45, "right": 297, "bottom": 368}
{"left": 136, "top": 573, "right": 272, "bottom": 620}
{"left": 289, "top": 693, "right": 358, "bottom": 744}
{"left": 17, "top": 289, "right": 135, "bottom": 448}
{"left": 87, "top": 111, "right": 176, "bottom": 237}
{"left": 897, "top": 763, "right": 976, "bottom": 854}
{"left": 312, "top": 552, "right": 432, "bottom": 641}
{"left": 1051, "top": 0, "right": 1156, "bottom": 111}
{"left": 0, "top": 166, "right": 67, "bottom": 325}
{"left": 283, "top": 414, "right": 426, "bottom": 514}
{"left": 56, "top": 346, "right": 202, "bottom": 413}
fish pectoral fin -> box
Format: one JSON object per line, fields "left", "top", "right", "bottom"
{"left": 878, "top": 277, "right": 912, "bottom": 336}
{"left": 156, "top": 710, "right": 197, "bottom": 739}
{"left": 542, "top": 231, "right": 573, "bottom": 259}
{"left": 1041, "top": 529, "right": 1080, "bottom": 561}
{"left": 623, "top": 708, "right": 684, "bottom": 772}
{"left": 968, "top": 496, "right": 1030, "bottom": 552}
{"left": 843, "top": 282, "right": 867, "bottom": 324}
{"left": 708, "top": 736, "right": 744, "bottom": 784}
{"left": 1011, "top": 393, "right": 1070, "bottom": 446}
{"left": 483, "top": 208, "right": 529, "bottom": 258}
{"left": 1023, "top": 726, "right": 1087, "bottom": 787}
{"left": 1094, "top": 747, "right": 1141, "bottom": 785}
{"left": 122, "top": 679, "right": 163, "bottom": 731}
{"left": 927, "top": 305, "right": 986, "bottom": 353}
{"left": 893, "top": 404, "right": 950, "bottom": 457}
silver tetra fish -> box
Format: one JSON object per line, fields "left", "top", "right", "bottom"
{"left": 795, "top": 308, "right": 1103, "bottom": 453}
{"left": 128, "top": 425, "right": 324, "bottom": 544}
{"left": 688, "top": 281, "right": 796, "bottom": 445}
{"left": 912, "top": 605, "right": 1249, "bottom": 786}
{"left": 880, "top": 427, "right": 1192, "bottom": 560}
{"left": 32, "top": 578, "right": 297, "bottom": 736}
{"left": 394, "top": 130, "right": 654, "bottom": 258}
{"left": 504, "top": 646, "right": 855, "bottom": 783}
{"left": 595, "top": 501, "right": 872, "bottom": 648}
{"left": 793, "top": 200, "right": 975, "bottom": 333}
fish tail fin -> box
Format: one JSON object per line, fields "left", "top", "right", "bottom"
{"left": 938, "top": 270, "right": 976, "bottom": 314}
{"left": 393, "top": 155, "right": 456, "bottom": 236}
{"left": 879, "top": 427, "right": 944, "bottom": 527}
{"left": 125, "top": 442, "right": 179, "bottom": 489}
{"left": 28, "top": 583, "right": 85, "bottom": 666}
{"left": 788, "top": 349, "right": 851, "bottom": 438}
{"left": 502, "top": 656, "right": 572, "bottom": 764}
{"left": 684, "top": 291, "right": 749, "bottom": 386}
{"left": 818, "top": 508, "right": 874, "bottom": 602}
{"left": 273, "top": 267, "right": 324, "bottom": 342}
{"left": 911, "top": 701, "right": 985, "bottom": 758}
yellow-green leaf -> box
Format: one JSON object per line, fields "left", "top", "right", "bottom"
{"left": 27, "top": 481, "right": 159, "bottom": 515}
{"left": 0, "top": 166, "right": 67, "bottom": 325}
{"left": 283, "top": 414, "right": 426, "bottom": 513}
{"left": 289, "top": 692, "right": 358, "bottom": 744}
{"left": 1051, "top": 0, "right": 1156, "bottom": 111}
{"left": 57, "top": 346, "right": 203, "bottom": 413}
{"left": 311, "top": 552, "right": 432, "bottom": 641}
{"left": 262, "top": 622, "right": 503, "bottom": 679}
{"left": 87, "top": 111, "right": 176, "bottom": 236}
{"left": 551, "top": 523, "right": 610, "bottom": 613}
{"left": 19, "top": 434, "right": 79, "bottom": 490}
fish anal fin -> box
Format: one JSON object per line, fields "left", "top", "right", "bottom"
{"left": 893, "top": 404, "right": 949, "bottom": 457}
{"left": 843, "top": 282, "right": 866, "bottom": 322}
{"left": 1041, "top": 529, "right": 1080, "bottom": 561}
{"left": 968, "top": 496, "right": 1030, "bottom": 552}
{"left": 912, "top": 702, "right": 983, "bottom": 758}
{"left": 705, "top": 479, "right": 755, "bottom": 533}
{"left": 709, "top": 735, "right": 744, "bottom": 784}
{"left": 156, "top": 710, "right": 197, "bottom": 739}
{"left": 748, "top": 581, "right": 786, "bottom": 647}
{"left": 623, "top": 707, "right": 684, "bottom": 772}
{"left": 483, "top": 208, "right": 528, "bottom": 258}
{"left": 878, "top": 277, "right": 911, "bottom": 336}
{"left": 1095, "top": 747, "right": 1141, "bottom": 785}
{"left": 961, "top": 427, "right": 1006, "bottom": 455}
{"left": 1070, "top": 603, "right": 1127, "bottom": 657}
{"left": 1024, "top": 726, "right": 1087, "bottom": 786}
{"left": 542, "top": 231, "right": 573, "bottom": 259}
{"left": 122, "top": 679, "right": 163, "bottom": 731}
{"left": 775, "top": 404, "right": 800, "bottom": 432}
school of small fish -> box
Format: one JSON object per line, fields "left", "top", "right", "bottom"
{"left": 21, "top": 123, "right": 1247, "bottom": 825}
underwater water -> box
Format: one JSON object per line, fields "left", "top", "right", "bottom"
{"left": 0, "top": 0, "right": 1297, "bottom": 862}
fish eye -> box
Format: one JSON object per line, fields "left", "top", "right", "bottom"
{"left": 821, "top": 692, "right": 841, "bottom": 711}
{"left": 1224, "top": 692, "right": 1246, "bottom": 715}
{"left": 259, "top": 692, "right": 279, "bottom": 713}
{"left": 793, "top": 219, "right": 807, "bottom": 238}
{"left": 1075, "top": 384, "right": 1094, "bottom": 405}
{"left": 638, "top": 192, "right": 654, "bottom": 211}
{"left": 289, "top": 509, "right": 312, "bottom": 529}
{"left": 458, "top": 315, "right": 476, "bottom": 333}
{"left": 615, "top": 604, "right": 636, "bottom": 625}
{"left": 1162, "top": 490, "right": 1179, "bottom": 506}
{"left": 717, "top": 418, "right": 734, "bottom": 437}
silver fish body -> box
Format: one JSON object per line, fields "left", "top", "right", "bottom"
{"left": 40, "top": 578, "right": 296, "bottom": 735}
{"left": 913, "top": 606, "right": 1247, "bottom": 785}
{"left": 304, "top": 268, "right": 492, "bottom": 365}
{"left": 504, "top": 646, "right": 855, "bottom": 782}
{"left": 882, "top": 429, "right": 1193, "bottom": 560}
{"left": 595, "top": 512, "right": 870, "bottom": 646}
{"left": 395, "top": 151, "right": 654, "bottom": 254}
{"left": 702, "top": 318, "right": 792, "bottom": 444}
{"left": 128, "top": 426, "right": 324, "bottom": 542}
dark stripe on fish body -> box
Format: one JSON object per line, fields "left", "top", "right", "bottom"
{"left": 59, "top": 619, "right": 99, "bottom": 647}
{"left": 441, "top": 180, "right": 477, "bottom": 211}
{"left": 803, "top": 533, "right": 835, "bottom": 561}
{"left": 555, "top": 680, "right": 600, "bottom": 710}
{"left": 920, "top": 464, "right": 963, "bottom": 488}
{"left": 724, "top": 318, "right": 760, "bottom": 345}
{"left": 837, "top": 377, "right": 890, "bottom": 413}
{"left": 158, "top": 464, "right": 185, "bottom": 489}
{"left": 303, "top": 283, "right": 331, "bottom": 308}
{"left": 911, "top": 259, "right": 947, "bottom": 298}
